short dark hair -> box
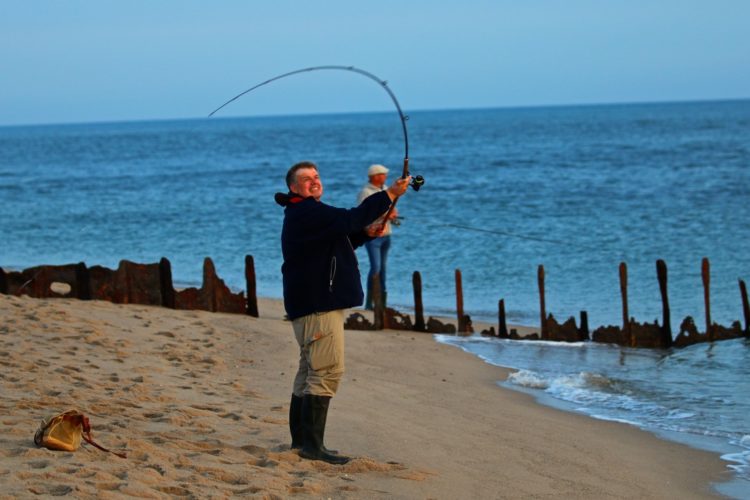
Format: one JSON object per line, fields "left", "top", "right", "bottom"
{"left": 286, "top": 161, "right": 318, "bottom": 189}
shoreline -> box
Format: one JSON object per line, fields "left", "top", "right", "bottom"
{"left": 435, "top": 334, "right": 748, "bottom": 498}
{"left": 0, "top": 293, "right": 731, "bottom": 498}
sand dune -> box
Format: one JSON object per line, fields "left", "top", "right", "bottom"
{"left": 0, "top": 294, "right": 727, "bottom": 498}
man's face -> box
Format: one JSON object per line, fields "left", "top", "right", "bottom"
{"left": 370, "top": 173, "right": 387, "bottom": 188}
{"left": 292, "top": 167, "right": 323, "bottom": 200}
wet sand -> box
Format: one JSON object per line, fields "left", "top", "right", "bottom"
{"left": 0, "top": 294, "right": 728, "bottom": 498}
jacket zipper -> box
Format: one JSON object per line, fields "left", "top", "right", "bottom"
{"left": 329, "top": 256, "right": 337, "bottom": 292}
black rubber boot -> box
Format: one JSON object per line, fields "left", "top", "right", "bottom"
{"left": 299, "top": 395, "right": 350, "bottom": 465}
{"left": 289, "top": 394, "right": 304, "bottom": 449}
{"left": 292, "top": 394, "right": 338, "bottom": 453}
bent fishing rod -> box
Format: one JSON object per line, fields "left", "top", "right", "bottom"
{"left": 208, "top": 65, "right": 424, "bottom": 230}
{"left": 16, "top": 67, "right": 420, "bottom": 296}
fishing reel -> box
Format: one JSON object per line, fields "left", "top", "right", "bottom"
{"left": 410, "top": 175, "right": 425, "bottom": 191}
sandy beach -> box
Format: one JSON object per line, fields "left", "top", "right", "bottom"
{"left": 0, "top": 293, "right": 729, "bottom": 499}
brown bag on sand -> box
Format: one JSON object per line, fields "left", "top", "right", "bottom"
{"left": 34, "top": 409, "right": 127, "bottom": 459}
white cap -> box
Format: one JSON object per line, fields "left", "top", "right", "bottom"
{"left": 368, "top": 164, "right": 389, "bottom": 176}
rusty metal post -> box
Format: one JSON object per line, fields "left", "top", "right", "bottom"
{"left": 412, "top": 271, "right": 425, "bottom": 332}
{"left": 739, "top": 279, "right": 749, "bottom": 337}
{"left": 579, "top": 311, "right": 589, "bottom": 340}
{"left": 656, "top": 259, "right": 672, "bottom": 347}
{"left": 455, "top": 269, "right": 466, "bottom": 334}
{"left": 702, "top": 257, "right": 712, "bottom": 341}
{"left": 538, "top": 265, "right": 548, "bottom": 340}
{"left": 158, "top": 257, "right": 175, "bottom": 309}
{"left": 203, "top": 257, "right": 218, "bottom": 312}
{"left": 245, "top": 255, "right": 259, "bottom": 318}
{"left": 498, "top": 299, "right": 508, "bottom": 338}
{"left": 1, "top": 267, "right": 9, "bottom": 295}
{"left": 75, "top": 262, "right": 91, "bottom": 300}
{"left": 373, "top": 274, "right": 384, "bottom": 330}
{"left": 619, "top": 262, "right": 633, "bottom": 347}
{"left": 122, "top": 261, "right": 133, "bottom": 304}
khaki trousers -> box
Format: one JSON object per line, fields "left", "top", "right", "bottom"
{"left": 292, "top": 309, "right": 345, "bottom": 398}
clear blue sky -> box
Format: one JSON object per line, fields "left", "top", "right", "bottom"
{"left": 1, "top": 0, "right": 748, "bottom": 126}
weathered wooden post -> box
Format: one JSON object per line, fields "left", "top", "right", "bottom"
{"left": 203, "top": 257, "right": 219, "bottom": 312}
{"left": 619, "top": 262, "right": 633, "bottom": 347}
{"left": 245, "top": 255, "right": 259, "bottom": 318}
{"left": 75, "top": 262, "right": 91, "bottom": 300}
{"left": 702, "top": 257, "right": 713, "bottom": 341}
{"left": 412, "top": 271, "right": 425, "bottom": 332}
{"left": 158, "top": 257, "right": 175, "bottom": 308}
{"left": 498, "top": 299, "right": 509, "bottom": 338}
{"left": 372, "top": 274, "right": 385, "bottom": 330}
{"left": 656, "top": 259, "right": 672, "bottom": 347}
{"left": 455, "top": 269, "right": 467, "bottom": 334}
{"left": 579, "top": 311, "right": 589, "bottom": 340}
{"left": 538, "top": 265, "right": 548, "bottom": 340}
{"left": 739, "top": 279, "right": 749, "bottom": 337}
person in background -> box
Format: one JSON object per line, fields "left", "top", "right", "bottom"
{"left": 357, "top": 164, "right": 399, "bottom": 309}
{"left": 276, "top": 161, "right": 410, "bottom": 465}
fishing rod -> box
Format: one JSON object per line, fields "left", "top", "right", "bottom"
{"left": 17, "top": 67, "right": 420, "bottom": 297}
{"left": 208, "top": 65, "right": 424, "bottom": 230}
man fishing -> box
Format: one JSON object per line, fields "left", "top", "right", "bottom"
{"left": 276, "top": 161, "right": 411, "bottom": 465}
{"left": 357, "top": 164, "right": 399, "bottom": 310}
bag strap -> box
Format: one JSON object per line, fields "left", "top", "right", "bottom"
{"left": 80, "top": 415, "right": 127, "bottom": 459}
{"left": 81, "top": 432, "right": 127, "bottom": 459}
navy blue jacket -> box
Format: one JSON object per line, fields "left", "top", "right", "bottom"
{"left": 281, "top": 191, "right": 392, "bottom": 320}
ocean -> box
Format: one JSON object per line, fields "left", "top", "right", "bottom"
{"left": 1, "top": 99, "right": 749, "bottom": 494}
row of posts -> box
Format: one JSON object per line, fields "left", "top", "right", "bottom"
{"left": 394, "top": 257, "right": 750, "bottom": 341}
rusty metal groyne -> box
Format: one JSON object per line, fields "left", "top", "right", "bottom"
{"left": 0, "top": 257, "right": 258, "bottom": 317}
{"left": 477, "top": 258, "right": 748, "bottom": 348}
{"left": 1, "top": 255, "right": 747, "bottom": 349}
{"left": 347, "top": 257, "right": 748, "bottom": 349}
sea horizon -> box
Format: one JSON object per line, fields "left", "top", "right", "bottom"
{"left": 2, "top": 95, "right": 748, "bottom": 129}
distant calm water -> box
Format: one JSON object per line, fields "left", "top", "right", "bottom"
{"left": 1, "top": 100, "right": 749, "bottom": 493}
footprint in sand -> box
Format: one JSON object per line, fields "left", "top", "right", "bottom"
{"left": 189, "top": 404, "right": 223, "bottom": 413}
{"left": 144, "top": 463, "right": 166, "bottom": 476}
{"left": 156, "top": 485, "right": 192, "bottom": 496}
{"left": 240, "top": 444, "right": 267, "bottom": 457}
{"left": 97, "top": 482, "right": 124, "bottom": 492}
{"left": 27, "top": 484, "right": 74, "bottom": 496}
{"left": 235, "top": 486, "right": 265, "bottom": 495}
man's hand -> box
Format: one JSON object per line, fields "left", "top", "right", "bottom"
{"left": 387, "top": 207, "right": 399, "bottom": 220}
{"left": 386, "top": 176, "right": 411, "bottom": 201}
